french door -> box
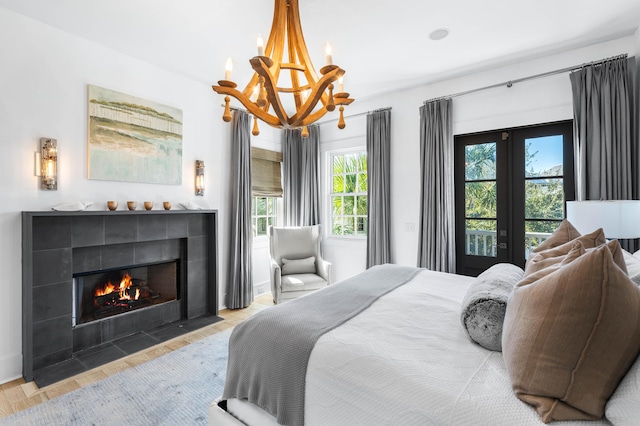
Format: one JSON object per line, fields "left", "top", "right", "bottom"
{"left": 454, "top": 121, "right": 574, "bottom": 276}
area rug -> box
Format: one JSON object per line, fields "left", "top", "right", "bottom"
{"left": 1, "top": 328, "right": 232, "bottom": 425}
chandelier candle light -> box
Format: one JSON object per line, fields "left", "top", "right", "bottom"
{"left": 212, "top": 0, "right": 354, "bottom": 137}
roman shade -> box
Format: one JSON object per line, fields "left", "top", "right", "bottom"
{"left": 251, "top": 147, "right": 283, "bottom": 197}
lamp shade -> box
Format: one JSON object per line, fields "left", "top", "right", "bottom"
{"left": 566, "top": 200, "right": 640, "bottom": 239}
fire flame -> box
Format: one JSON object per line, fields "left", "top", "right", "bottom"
{"left": 94, "top": 272, "right": 140, "bottom": 301}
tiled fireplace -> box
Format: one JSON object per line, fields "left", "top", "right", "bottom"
{"left": 22, "top": 210, "right": 219, "bottom": 385}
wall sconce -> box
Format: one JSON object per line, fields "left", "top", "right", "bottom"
{"left": 195, "top": 160, "right": 205, "bottom": 196}
{"left": 35, "top": 138, "right": 58, "bottom": 190}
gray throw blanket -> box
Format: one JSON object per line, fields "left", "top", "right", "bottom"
{"left": 222, "top": 264, "right": 422, "bottom": 426}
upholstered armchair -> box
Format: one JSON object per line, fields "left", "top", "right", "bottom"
{"left": 268, "top": 225, "right": 332, "bottom": 304}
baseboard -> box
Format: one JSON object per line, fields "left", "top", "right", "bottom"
{"left": 218, "top": 282, "right": 270, "bottom": 311}
{"left": 0, "top": 352, "right": 23, "bottom": 386}
{"left": 254, "top": 281, "right": 270, "bottom": 296}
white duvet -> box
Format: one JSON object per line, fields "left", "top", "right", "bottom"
{"left": 223, "top": 269, "right": 615, "bottom": 426}
{"left": 304, "top": 269, "right": 611, "bottom": 426}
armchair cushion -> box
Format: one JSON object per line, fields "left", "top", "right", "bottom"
{"left": 281, "top": 274, "right": 327, "bottom": 292}
{"left": 281, "top": 256, "right": 316, "bottom": 275}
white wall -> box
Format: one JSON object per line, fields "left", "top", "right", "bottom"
{"left": 320, "top": 36, "right": 637, "bottom": 283}
{"left": 0, "top": 8, "right": 246, "bottom": 384}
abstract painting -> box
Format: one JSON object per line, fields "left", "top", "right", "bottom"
{"left": 88, "top": 85, "right": 183, "bottom": 184}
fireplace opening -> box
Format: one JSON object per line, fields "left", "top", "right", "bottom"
{"left": 73, "top": 261, "right": 180, "bottom": 326}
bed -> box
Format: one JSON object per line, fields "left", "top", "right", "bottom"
{"left": 209, "top": 225, "right": 640, "bottom": 425}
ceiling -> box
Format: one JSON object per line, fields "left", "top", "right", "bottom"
{"left": 2, "top": 0, "right": 640, "bottom": 103}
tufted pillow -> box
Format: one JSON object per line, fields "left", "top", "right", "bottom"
{"left": 502, "top": 244, "right": 640, "bottom": 423}
{"left": 460, "top": 263, "right": 523, "bottom": 351}
{"left": 531, "top": 219, "right": 581, "bottom": 253}
{"left": 281, "top": 256, "right": 316, "bottom": 275}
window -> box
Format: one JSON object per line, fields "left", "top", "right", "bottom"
{"left": 252, "top": 196, "right": 277, "bottom": 237}
{"left": 250, "top": 147, "right": 281, "bottom": 238}
{"left": 330, "top": 150, "right": 367, "bottom": 237}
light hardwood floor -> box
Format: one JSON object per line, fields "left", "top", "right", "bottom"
{"left": 0, "top": 293, "right": 274, "bottom": 419}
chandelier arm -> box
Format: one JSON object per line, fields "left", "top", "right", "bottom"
{"left": 288, "top": 67, "right": 344, "bottom": 127}
{"left": 250, "top": 57, "right": 290, "bottom": 125}
{"left": 265, "top": 0, "right": 287, "bottom": 59}
{"left": 286, "top": 23, "right": 303, "bottom": 110}
{"left": 286, "top": 0, "right": 327, "bottom": 108}
{"left": 212, "top": 84, "right": 282, "bottom": 127}
{"left": 242, "top": 75, "right": 261, "bottom": 99}
{"left": 295, "top": 95, "right": 354, "bottom": 127}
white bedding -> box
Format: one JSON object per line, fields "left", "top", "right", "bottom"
{"left": 218, "top": 269, "right": 614, "bottom": 425}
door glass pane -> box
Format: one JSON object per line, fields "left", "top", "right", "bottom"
{"left": 465, "top": 143, "right": 496, "bottom": 180}
{"left": 465, "top": 182, "right": 496, "bottom": 218}
{"left": 525, "top": 220, "right": 562, "bottom": 257}
{"left": 465, "top": 219, "right": 497, "bottom": 257}
{"left": 524, "top": 134, "right": 565, "bottom": 256}
{"left": 525, "top": 135, "right": 563, "bottom": 177}
{"left": 525, "top": 178, "right": 564, "bottom": 220}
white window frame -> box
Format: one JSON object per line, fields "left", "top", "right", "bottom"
{"left": 327, "top": 147, "right": 368, "bottom": 240}
{"left": 251, "top": 196, "right": 278, "bottom": 240}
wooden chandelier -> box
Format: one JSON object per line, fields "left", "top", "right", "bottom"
{"left": 211, "top": 0, "right": 354, "bottom": 137}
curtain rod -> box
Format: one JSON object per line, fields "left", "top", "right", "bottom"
{"left": 317, "top": 106, "right": 392, "bottom": 125}
{"left": 423, "top": 53, "right": 629, "bottom": 104}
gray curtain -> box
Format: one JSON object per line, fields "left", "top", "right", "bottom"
{"left": 226, "top": 110, "right": 253, "bottom": 309}
{"left": 417, "top": 98, "right": 456, "bottom": 272}
{"left": 366, "top": 109, "right": 392, "bottom": 268}
{"left": 570, "top": 56, "right": 638, "bottom": 251}
{"left": 570, "top": 56, "right": 633, "bottom": 201}
{"left": 282, "top": 126, "right": 320, "bottom": 226}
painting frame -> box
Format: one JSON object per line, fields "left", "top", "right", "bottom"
{"left": 87, "top": 85, "right": 183, "bottom": 185}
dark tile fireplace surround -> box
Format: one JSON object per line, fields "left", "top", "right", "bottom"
{"left": 22, "top": 210, "right": 220, "bottom": 386}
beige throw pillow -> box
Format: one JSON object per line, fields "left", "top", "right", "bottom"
{"left": 531, "top": 219, "right": 582, "bottom": 253}
{"left": 525, "top": 237, "right": 624, "bottom": 278}
{"left": 502, "top": 244, "right": 640, "bottom": 423}
{"left": 524, "top": 240, "right": 585, "bottom": 277}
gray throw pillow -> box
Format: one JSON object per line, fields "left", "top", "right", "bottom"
{"left": 281, "top": 256, "right": 316, "bottom": 275}
{"left": 460, "top": 263, "right": 523, "bottom": 351}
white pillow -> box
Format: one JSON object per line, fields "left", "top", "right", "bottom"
{"left": 605, "top": 355, "right": 640, "bottom": 425}
{"left": 622, "top": 249, "right": 640, "bottom": 285}
{"left": 281, "top": 256, "right": 316, "bottom": 275}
